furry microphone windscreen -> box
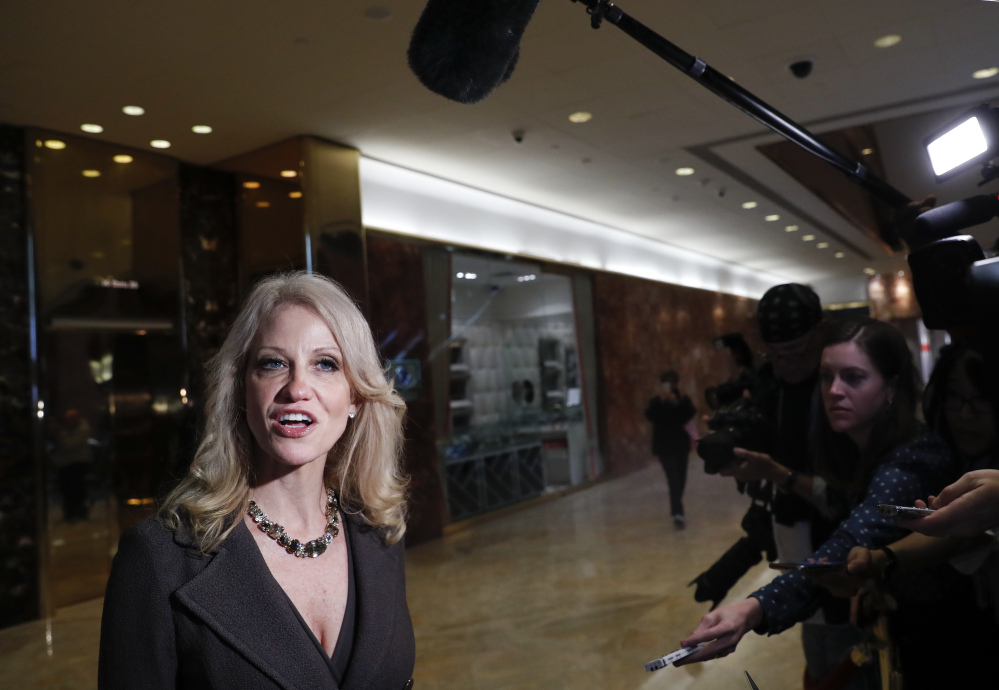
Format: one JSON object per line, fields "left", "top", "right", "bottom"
{"left": 408, "top": 0, "right": 543, "bottom": 104}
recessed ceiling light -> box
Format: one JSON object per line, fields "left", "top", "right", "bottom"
{"left": 802, "top": 234, "right": 816, "bottom": 241}
{"left": 741, "top": 201, "right": 758, "bottom": 209}
{"left": 123, "top": 105, "right": 145, "bottom": 116}
{"left": 456, "top": 272, "right": 464, "bottom": 278}
{"left": 113, "top": 155, "right": 133, "bottom": 164}
{"left": 873, "top": 34, "right": 902, "bottom": 48}
{"left": 256, "top": 201, "right": 270, "bottom": 208}
{"left": 834, "top": 252, "right": 845, "bottom": 259}
{"left": 150, "top": 139, "right": 171, "bottom": 149}
{"left": 864, "top": 267, "right": 877, "bottom": 275}
{"left": 817, "top": 242, "right": 830, "bottom": 249}
{"left": 973, "top": 67, "right": 999, "bottom": 80}
{"left": 280, "top": 170, "right": 298, "bottom": 178}
{"left": 289, "top": 191, "right": 303, "bottom": 199}
{"left": 191, "top": 125, "right": 213, "bottom": 134}
{"left": 861, "top": 147, "right": 874, "bottom": 155}
{"left": 785, "top": 224, "right": 799, "bottom": 232}
{"left": 82, "top": 170, "right": 101, "bottom": 178}
{"left": 243, "top": 181, "right": 261, "bottom": 189}
{"left": 43, "top": 140, "right": 66, "bottom": 149}
{"left": 568, "top": 111, "right": 593, "bottom": 123}
{"left": 80, "top": 124, "right": 104, "bottom": 133}
{"left": 765, "top": 214, "right": 780, "bottom": 222}
{"left": 675, "top": 167, "right": 695, "bottom": 176}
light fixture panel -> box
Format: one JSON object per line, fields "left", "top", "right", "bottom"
{"left": 924, "top": 105, "right": 996, "bottom": 180}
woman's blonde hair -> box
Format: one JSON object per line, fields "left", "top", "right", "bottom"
{"left": 160, "top": 271, "right": 408, "bottom": 551}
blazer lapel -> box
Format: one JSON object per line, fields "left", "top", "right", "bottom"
{"left": 340, "top": 514, "right": 402, "bottom": 690}
{"left": 175, "top": 520, "right": 336, "bottom": 690}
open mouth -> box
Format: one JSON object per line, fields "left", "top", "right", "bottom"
{"left": 278, "top": 412, "right": 314, "bottom": 428}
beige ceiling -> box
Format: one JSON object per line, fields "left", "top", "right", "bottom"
{"left": 3, "top": 0, "right": 999, "bottom": 287}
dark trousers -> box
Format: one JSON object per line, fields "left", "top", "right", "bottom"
{"left": 656, "top": 450, "right": 688, "bottom": 516}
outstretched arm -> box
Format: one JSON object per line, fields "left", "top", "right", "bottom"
{"left": 674, "top": 598, "right": 764, "bottom": 666}
{"left": 898, "top": 470, "right": 999, "bottom": 537}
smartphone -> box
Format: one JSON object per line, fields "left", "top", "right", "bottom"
{"left": 876, "top": 503, "right": 935, "bottom": 519}
{"left": 769, "top": 560, "right": 846, "bottom": 572}
{"left": 645, "top": 643, "right": 707, "bottom": 672}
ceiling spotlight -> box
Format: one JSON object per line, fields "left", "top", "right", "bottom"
{"left": 764, "top": 214, "right": 780, "bottom": 222}
{"left": 191, "top": 125, "right": 213, "bottom": 134}
{"left": 568, "top": 111, "right": 593, "bottom": 123}
{"left": 802, "top": 234, "right": 816, "bottom": 241}
{"left": 675, "top": 167, "right": 695, "bottom": 176}
{"left": 466, "top": 272, "right": 477, "bottom": 279}
{"left": 864, "top": 267, "right": 877, "bottom": 275}
{"left": 288, "top": 191, "right": 303, "bottom": 199}
{"left": 973, "top": 67, "right": 999, "bottom": 80}
{"left": 122, "top": 105, "right": 145, "bottom": 116}
{"left": 873, "top": 34, "right": 902, "bottom": 49}
{"left": 924, "top": 104, "right": 998, "bottom": 179}
{"left": 741, "top": 201, "right": 758, "bottom": 209}
{"left": 43, "top": 140, "right": 66, "bottom": 149}
{"left": 817, "top": 242, "right": 830, "bottom": 249}
{"left": 861, "top": 147, "right": 874, "bottom": 155}
{"left": 280, "top": 170, "right": 298, "bottom": 178}
{"left": 243, "top": 181, "right": 261, "bottom": 189}
{"left": 150, "top": 139, "right": 171, "bottom": 149}
{"left": 256, "top": 201, "right": 270, "bottom": 208}
{"left": 113, "top": 155, "right": 133, "bottom": 163}
{"left": 456, "top": 272, "right": 464, "bottom": 278}
{"left": 80, "top": 123, "right": 104, "bottom": 133}
{"left": 834, "top": 252, "right": 845, "bottom": 258}
{"left": 785, "top": 224, "right": 799, "bottom": 232}
{"left": 82, "top": 170, "right": 101, "bottom": 178}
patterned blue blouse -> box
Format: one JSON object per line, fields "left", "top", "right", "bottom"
{"left": 752, "top": 426, "right": 956, "bottom": 634}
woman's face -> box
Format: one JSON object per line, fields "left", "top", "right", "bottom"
{"left": 244, "top": 304, "right": 356, "bottom": 472}
{"left": 944, "top": 357, "right": 996, "bottom": 458}
{"left": 820, "top": 341, "right": 894, "bottom": 445}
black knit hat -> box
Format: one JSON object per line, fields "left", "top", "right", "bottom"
{"left": 757, "top": 283, "right": 823, "bottom": 343}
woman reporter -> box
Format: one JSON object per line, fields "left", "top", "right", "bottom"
{"left": 677, "top": 319, "right": 953, "bottom": 676}
{"left": 98, "top": 272, "right": 414, "bottom": 689}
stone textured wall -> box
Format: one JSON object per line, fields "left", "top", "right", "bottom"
{"left": 592, "top": 272, "right": 761, "bottom": 476}
{"left": 365, "top": 234, "right": 446, "bottom": 545}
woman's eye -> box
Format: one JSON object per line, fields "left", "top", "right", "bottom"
{"left": 843, "top": 372, "right": 865, "bottom": 386}
{"left": 819, "top": 372, "right": 833, "bottom": 385}
{"left": 317, "top": 357, "right": 340, "bottom": 372}
{"left": 258, "top": 357, "right": 285, "bottom": 370}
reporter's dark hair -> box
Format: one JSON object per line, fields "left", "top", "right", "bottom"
{"left": 812, "top": 318, "right": 920, "bottom": 490}
{"left": 923, "top": 338, "right": 990, "bottom": 453}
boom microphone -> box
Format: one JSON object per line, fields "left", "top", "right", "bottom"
{"left": 407, "top": 0, "right": 542, "bottom": 104}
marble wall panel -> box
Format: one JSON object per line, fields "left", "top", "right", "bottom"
{"left": 365, "top": 233, "right": 446, "bottom": 545}
{"left": 592, "top": 272, "right": 761, "bottom": 476}
{"left": 0, "top": 124, "right": 41, "bottom": 628}
{"left": 178, "top": 164, "right": 239, "bottom": 401}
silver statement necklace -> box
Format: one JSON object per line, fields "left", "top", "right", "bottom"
{"left": 247, "top": 487, "right": 340, "bottom": 558}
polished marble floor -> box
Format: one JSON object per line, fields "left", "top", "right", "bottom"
{"left": 0, "top": 461, "right": 804, "bottom": 689}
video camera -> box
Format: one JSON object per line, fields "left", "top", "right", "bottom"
{"left": 907, "top": 105, "right": 999, "bottom": 334}
{"left": 697, "top": 333, "right": 773, "bottom": 474}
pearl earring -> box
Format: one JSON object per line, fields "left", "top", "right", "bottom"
{"left": 348, "top": 411, "right": 356, "bottom": 419}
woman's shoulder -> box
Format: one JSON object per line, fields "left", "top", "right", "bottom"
{"left": 881, "top": 425, "right": 954, "bottom": 470}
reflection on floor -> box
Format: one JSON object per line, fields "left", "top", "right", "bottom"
{"left": 0, "top": 461, "right": 804, "bottom": 689}
{"left": 407, "top": 462, "right": 804, "bottom": 689}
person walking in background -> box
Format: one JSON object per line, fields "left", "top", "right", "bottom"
{"left": 645, "top": 370, "right": 696, "bottom": 527}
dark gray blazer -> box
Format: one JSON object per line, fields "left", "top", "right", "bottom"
{"left": 98, "top": 511, "right": 415, "bottom": 689}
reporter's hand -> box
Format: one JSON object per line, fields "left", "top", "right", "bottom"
{"left": 719, "top": 448, "right": 782, "bottom": 483}
{"left": 898, "top": 470, "right": 999, "bottom": 537}
{"left": 806, "top": 547, "right": 883, "bottom": 598}
{"left": 674, "top": 598, "right": 763, "bottom": 666}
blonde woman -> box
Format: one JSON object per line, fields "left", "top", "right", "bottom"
{"left": 99, "top": 272, "right": 414, "bottom": 690}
